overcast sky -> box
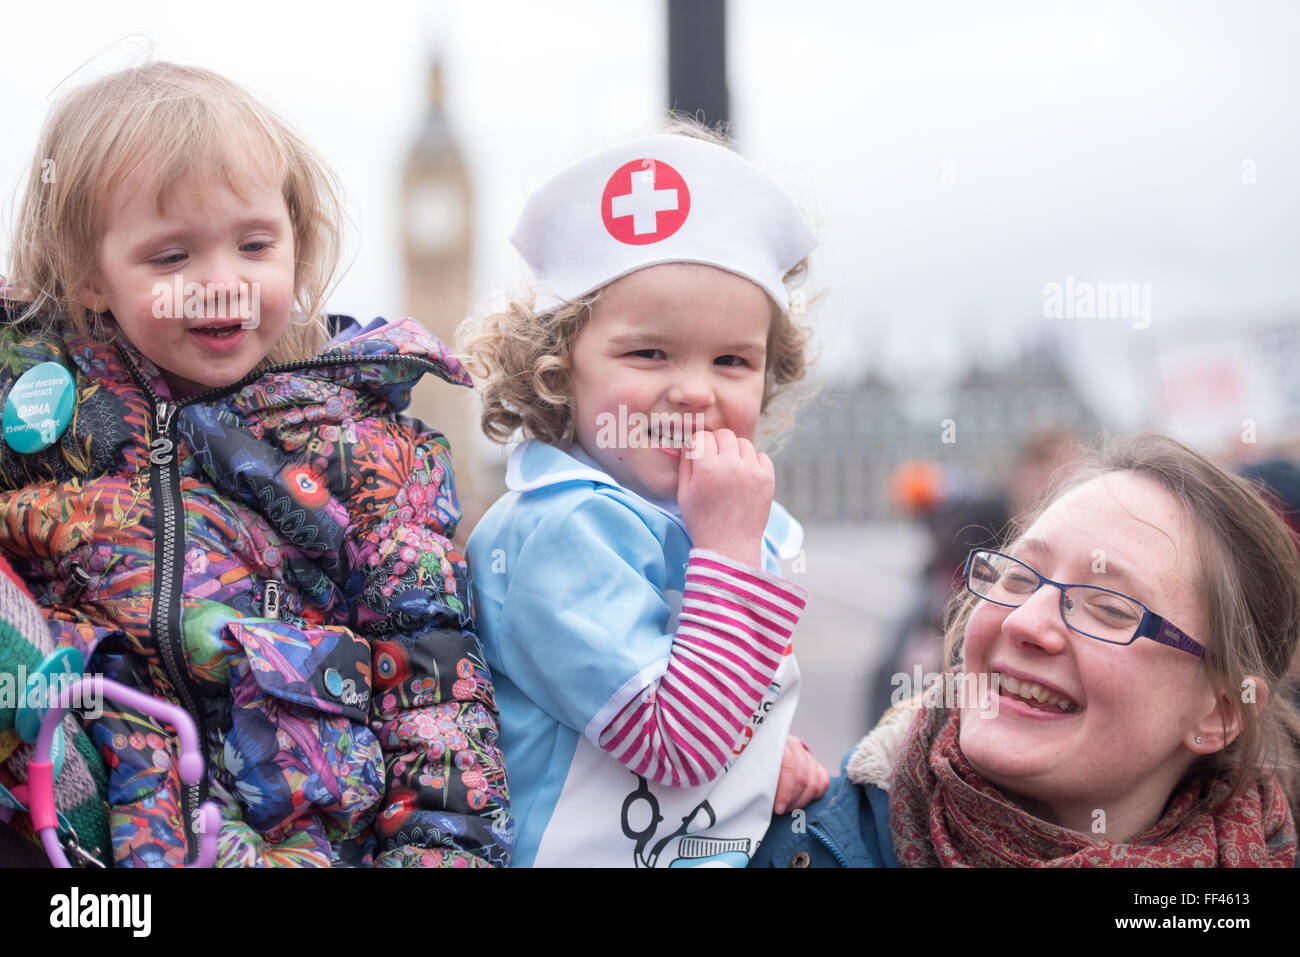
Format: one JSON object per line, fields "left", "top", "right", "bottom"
{"left": 3, "top": 0, "right": 1298, "bottom": 432}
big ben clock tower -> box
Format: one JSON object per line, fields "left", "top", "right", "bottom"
{"left": 401, "top": 59, "right": 484, "bottom": 541}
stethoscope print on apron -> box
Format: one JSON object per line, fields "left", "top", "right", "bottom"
{"left": 618, "top": 774, "right": 752, "bottom": 868}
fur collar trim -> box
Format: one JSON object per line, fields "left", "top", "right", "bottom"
{"left": 845, "top": 699, "right": 921, "bottom": 791}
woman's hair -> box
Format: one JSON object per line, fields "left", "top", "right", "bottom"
{"left": 942, "top": 431, "right": 1300, "bottom": 817}
{"left": 456, "top": 116, "right": 814, "bottom": 449}
{"left": 6, "top": 61, "right": 344, "bottom": 365}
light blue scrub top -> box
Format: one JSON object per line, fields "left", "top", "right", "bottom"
{"left": 467, "top": 440, "right": 802, "bottom": 867}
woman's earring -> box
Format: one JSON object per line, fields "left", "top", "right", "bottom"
{"left": 1195, "top": 736, "right": 1203, "bottom": 745}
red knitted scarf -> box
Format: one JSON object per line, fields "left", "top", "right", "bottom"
{"left": 890, "top": 706, "right": 1297, "bottom": 867}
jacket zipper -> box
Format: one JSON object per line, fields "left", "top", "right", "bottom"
{"left": 807, "top": 822, "right": 852, "bottom": 867}
{"left": 167, "top": 350, "right": 464, "bottom": 408}
{"left": 118, "top": 351, "right": 206, "bottom": 864}
{"left": 151, "top": 396, "right": 210, "bottom": 862}
{"left": 113, "top": 344, "right": 454, "bottom": 862}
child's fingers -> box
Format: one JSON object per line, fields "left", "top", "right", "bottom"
{"left": 773, "top": 781, "right": 793, "bottom": 817}
{"left": 678, "top": 434, "right": 694, "bottom": 501}
{"left": 779, "top": 738, "right": 830, "bottom": 814}
{"left": 711, "top": 428, "right": 739, "bottom": 459}
{"left": 799, "top": 755, "right": 830, "bottom": 807}
{"left": 685, "top": 427, "right": 716, "bottom": 462}
{"left": 773, "top": 735, "right": 798, "bottom": 815}
{"left": 773, "top": 771, "right": 795, "bottom": 816}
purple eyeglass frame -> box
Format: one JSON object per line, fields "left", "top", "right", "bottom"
{"left": 964, "top": 549, "right": 1208, "bottom": 660}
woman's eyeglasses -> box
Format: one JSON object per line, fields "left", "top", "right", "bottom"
{"left": 964, "top": 549, "right": 1206, "bottom": 659}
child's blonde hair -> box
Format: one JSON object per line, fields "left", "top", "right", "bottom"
{"left": 6, "top": 61, "right": 344, "bottom": 365}
{"left": 458, "top": 117, "right": 814, "bottom": 449}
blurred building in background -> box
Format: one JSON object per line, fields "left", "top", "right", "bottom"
{"left": 773, "top": 336, "right": 1097, "bottom": 521}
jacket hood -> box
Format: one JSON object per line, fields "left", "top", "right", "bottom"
{"left": 0, "top": 305, "right": 470, "bottom": 407}
{"left": 321, "top": 315, "right": 473, "bottom": 390}
{"left": 100, "top": 314, "right": 472, "bottom": 407}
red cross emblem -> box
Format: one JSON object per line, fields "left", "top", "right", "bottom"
{"left": 601, "top": 158, "right": 690, "bottom": 245}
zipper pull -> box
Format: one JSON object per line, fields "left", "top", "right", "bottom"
{"left": 261, "top": 580, "right": 282, "bottom": 619}
{"left": 150, "top": 401, "right": 175, "bottom": 465}
{"left": 66, "top": 560, "right": 91, "bottom": 602}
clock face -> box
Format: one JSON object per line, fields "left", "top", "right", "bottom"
{"left": 407, "top": 182, "right": 464, "bottom": 252}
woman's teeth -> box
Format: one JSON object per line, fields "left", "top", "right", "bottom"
{"left": 999, "top": 673, "right": 1078, "bottom": 713}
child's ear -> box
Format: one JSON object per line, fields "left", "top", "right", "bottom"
{"left": 79, "top": 276, "right": 108, "bottom": 314}
{"left": 1187, "top": 675, "right": 1268, "bottom": 753}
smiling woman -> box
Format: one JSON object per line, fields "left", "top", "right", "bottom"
{"left": 753, "top": 432, "right": 1300, "bottom": 867}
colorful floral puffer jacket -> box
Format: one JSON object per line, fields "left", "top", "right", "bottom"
{"left": 0, "top": 308, "right": 511, "bottom": 867}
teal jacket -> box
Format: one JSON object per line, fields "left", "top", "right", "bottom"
{"left": 750, "top": 702, "right": 922, "bottom": 868}
{"left": 749, "top": 749, "right": 899, "bottom": 868}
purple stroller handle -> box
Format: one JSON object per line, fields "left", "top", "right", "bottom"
{"left": 31, "top": 675, "right": 220, "bottom": 867}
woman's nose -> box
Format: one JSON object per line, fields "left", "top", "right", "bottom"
{"left": 1001, "top": 584, "right": 1071, "bottom": 654}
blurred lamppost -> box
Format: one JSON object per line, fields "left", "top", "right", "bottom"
{"left": 668, "top": 0, "right": 729, "bottom": 127}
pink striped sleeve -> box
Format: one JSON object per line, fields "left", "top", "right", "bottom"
{"left": 596, "top": 548, "right": 808, "bottom": 787}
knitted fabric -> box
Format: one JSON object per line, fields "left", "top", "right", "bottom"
{"left": 890, "top": 705, "right": 1296, "bottom": 867}
{"left": 0, "top": 555, "right": 110, "bottom": 865}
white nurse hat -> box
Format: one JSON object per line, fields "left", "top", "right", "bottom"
{"left": 511, "top": 134, "right": 818, "bottom": 313}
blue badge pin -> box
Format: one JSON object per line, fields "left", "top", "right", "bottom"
{"left": 2, "top": 362, "right": 75, "bottom": 454}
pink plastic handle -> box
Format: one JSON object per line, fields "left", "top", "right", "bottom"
{"left": 32, "top": 675, "right": 219, "bottom": 868}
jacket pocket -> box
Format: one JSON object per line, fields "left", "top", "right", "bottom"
{"left": 228, "top": 619, "right": 373, "bottom": 721}
{"left": 221, "top": 620, "right": 384, "bottom": 837}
